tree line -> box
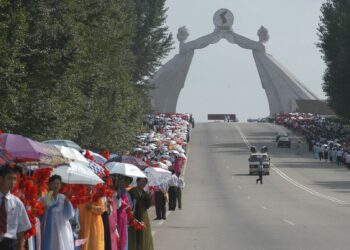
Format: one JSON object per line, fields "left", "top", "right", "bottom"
{"left": 0, "top": 0, "right": 173, "bottom": 152}
{"left": 318, "top": 0, "right": 350, "bottom": 121}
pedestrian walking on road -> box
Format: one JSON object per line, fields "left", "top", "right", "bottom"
{"left": 256, "top": 161, "right": 263, "bottom": 184}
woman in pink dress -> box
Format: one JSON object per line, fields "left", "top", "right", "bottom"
{"left": 117, "top": 176, "right": 133, "bottom": 250}
{"left": 109, "top": 195, "right": 120, "bottom": 250}
{"left": 109, "top": 176, "right": 122, "bottom": 250}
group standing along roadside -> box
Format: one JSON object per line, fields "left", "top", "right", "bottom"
{"left": 0, "top": 112, "right": 192, "bottom": 250}
{"left": 275, "top": 113, "right": 350, "bottom": 167}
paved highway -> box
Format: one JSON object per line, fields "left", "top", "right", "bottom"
{"left": 151, "top": 122, "right": 350, "bottom": 250}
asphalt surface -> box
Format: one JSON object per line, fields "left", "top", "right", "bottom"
{"left": 150, "top": 122, "right": 350, "bottom": 250}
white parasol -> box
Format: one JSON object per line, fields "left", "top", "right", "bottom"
{"left": 53, "top": 162, "right": 104, "bottom": 185}
{"left": 105, "top": 162, "right": 147, "bottom": 178}
{"left": 144, "top": 167, "right": 171, "bottom": 186}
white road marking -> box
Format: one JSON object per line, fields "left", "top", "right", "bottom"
{"left": 247, "top": 196, "right": 251, "bottom": 200}
{"left": 231, "top": 176, "right": 234, "bottom": 180}
{"left": 234, "top": 124, "right": 251, "bottom": 148}
{"left": 157, "top": 220, "right": 164, "bottom": 225}
{"left": 226, "top": 166, "right": 229, "bottom": 169}
{"left": 272, "top": 165, "right": 348, "bottom": 205}
{"left": 283, "top": 219, "right": 295, "bottom": 226}
{"left": 166, "top": 211, "right": 171, "bottom": 217}
{"left": 152, "top": 230, "right": 156, "bottom": 237}
{"left": 234, "top": 124, "right": 349, "bottom": 206}
{"left": 261, "top": 206, "right": 268, "bottom": 210}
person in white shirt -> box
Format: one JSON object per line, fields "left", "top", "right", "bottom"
{"left": 176, "top": 173, "right": 185, "bottom": 210}
{"left": 154, "top": 182, "right": 168, "bottom": 220}
{"left": 167, "top": 170, "right": 178, "bottom": 211}
{"left": 0, "top": 165, "right": 31, "bottom": 250}
{"left": 332, "top": 147, "right": 337, "bottom": 164}
{"left": 345, "top": 151, "right": 350, "bottom": 169}
{"left": 336, "top": 148, "right": 344, "bottom": 166}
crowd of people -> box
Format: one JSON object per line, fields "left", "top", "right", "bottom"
{"left": 0, "top": 113, "right": 193, "bottom": 250}
{"left": 275, "top": 113, "right": 350, "bottom": 166}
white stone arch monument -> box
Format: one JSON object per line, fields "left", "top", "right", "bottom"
{"left": 150, "top": 9, "right": 318, "bottom": 114}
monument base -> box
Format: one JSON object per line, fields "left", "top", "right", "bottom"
{"left": 291, "top": 100, "right": 336, "bottom": 116}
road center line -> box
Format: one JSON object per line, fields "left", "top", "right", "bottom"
{"left": 283, "top": 219, "right": 295, "bottom": 226}
{"left": 234, "top": 124, "right": 251, "bottom": 148}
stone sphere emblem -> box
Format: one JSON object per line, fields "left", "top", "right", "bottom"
{"left": 213, "top": 8, "right": 234, "bottom": 30}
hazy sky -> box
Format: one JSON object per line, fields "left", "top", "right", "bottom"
{"left": 162, "top": 0, "right": 326, "bottom": 122}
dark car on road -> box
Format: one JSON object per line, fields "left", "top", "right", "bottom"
{"left": 277, "top": 135, "right": 291, "bottom": 148}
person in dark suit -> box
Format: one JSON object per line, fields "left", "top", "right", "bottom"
{"left": 256, "top": 161, "right": 263, "bottom": 184}
{"left": 154, "top": 183, "right": 168, "bottom": 220}
{"left": 167, "top": 170, "right": 178, "bottom": 211}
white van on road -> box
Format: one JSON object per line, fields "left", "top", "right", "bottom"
{"left": 248, "top": 153, "right": 270, "bottom": 175}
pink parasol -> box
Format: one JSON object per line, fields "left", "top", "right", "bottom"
{"left": 0, "top": 133, "right": 67, "bottom": 166}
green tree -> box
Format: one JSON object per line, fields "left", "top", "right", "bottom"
{"left": 131, "top": 0, "right": 173, "bottom": 85}
{"left": 317, "top": 0, "right": 350, "bottom": 119}
{"left": 0, "top": 0, "right": 28, "bottom": 132}
{"left": 0, "top": 0, "right": 171, "bottom": 152}
{"left": 17, "top": 0, "right": 83, "bottom": 140}
{"left": 67, "top": 0, "right": 150, "bottom": 152}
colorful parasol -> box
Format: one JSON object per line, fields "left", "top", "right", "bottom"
{"left": 121, "top": 156, "right": 149, "bottom": 170}
{"left": 0, "top": 147, "right": 15, "bottom": 166}
{"left": 0, "top": 133, "right": 67, "bottom": 166}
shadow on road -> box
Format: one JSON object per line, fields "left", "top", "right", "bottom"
{"left": 274, "top": 161, "right": 348, "bottom": 170}
{"left": 209, "top": 142, "right": 247, "bottom": 148}
{"left": 312, "top": 181, "right": 350, "bottom": 190}
{"left": 209, "top": 143, "right": 249, "bottom": 155}
{"left": 232, "top": 173, "right": 252, "bottom": 176}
